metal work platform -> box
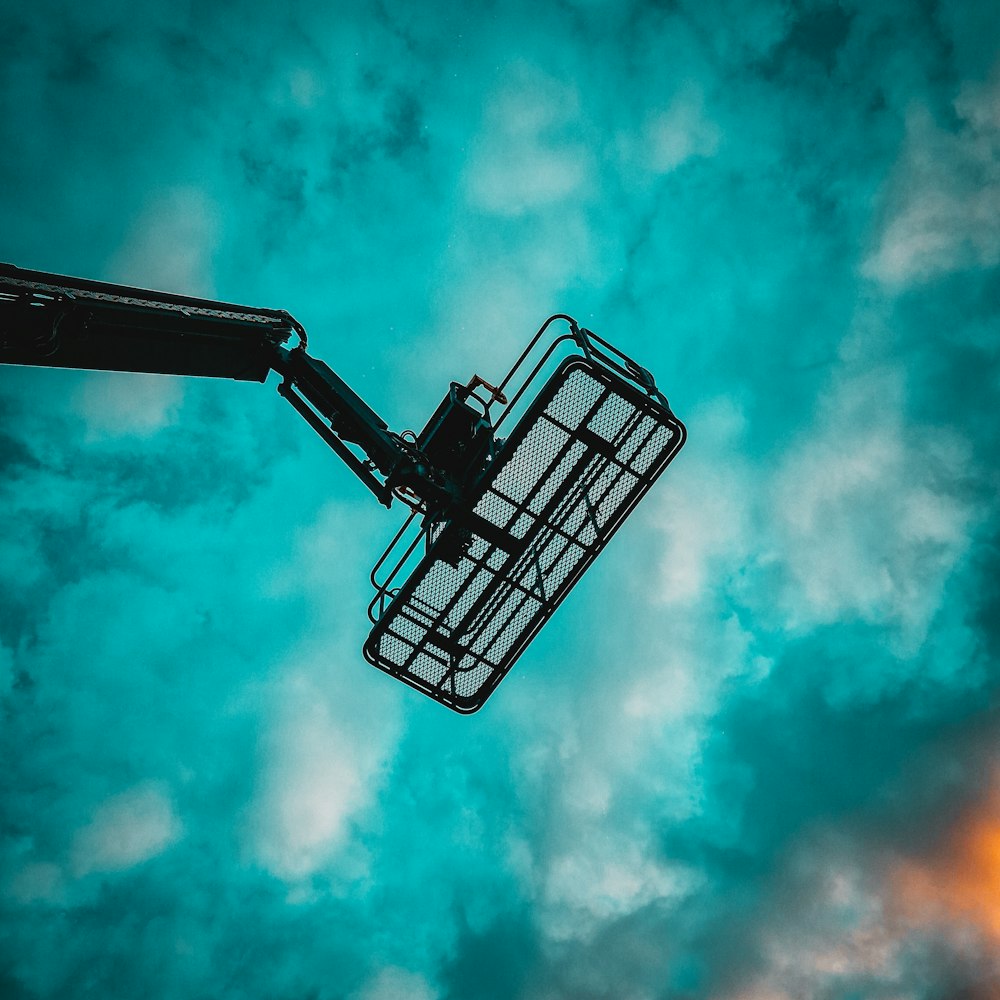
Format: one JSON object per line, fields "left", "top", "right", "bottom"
{"left": 365, "top": 324, "right": 686, "bottom": 712}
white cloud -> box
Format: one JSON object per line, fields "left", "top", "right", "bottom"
{"left": 714, "top": 848, "right": 905, "bottom": 1000}
{"left": 623, "top": 616, "right": 767, "bottom": 727}
{"left": 5, "top": 862, "right": 64, "bottom": 905}
{"left": 106, "top": 186, "right": 220, "bottom": 296}
{"left": 70, "top": 783, "right": 182, "bottom": 877}
{"left": 541, "top": 832, "right": 699, "bottom": 942}
{"left": 288, "top": 68, "right": 324, "bottom": 109}
{"left": 955, "top": 65, "right": 1000, "bottom": 134}
{"left": 650, "top": 365, "right": 979, "bottom": 665}
{"left": 510, "top": 610, "right": 756, "bottom": 946}
{"left": 864, "top": 68, "right": 1000, "bottom": 286}
{"left": 66, "top": 184, "right": 222, "bottom": 437}
{"left": 643, "top": 84, "right": 721, "bottom": 174}
{"left": 73, "top": 371, "right": 184, "bottom": 439}
{"left": 350, "top": 967, "right": 438, "bottom": 1000}
{"left": 651, "top": 396, "right": 752, "bottom": 605}
{"left": 247, "top": 668, "right": 397, "bottom": 881}
{"left": 772, "top": 366, "right": 977, "bottom": 656}
{"left": 0, "top": 640, "right": 14, "bottom": 695}
{"left": 468, "top": 146, "right": 587, "bottom": 217}
{"left": 464, "top": 64, "right": 590, "bottom": 217}
{"left": 509, "top": 718, "right": 704, "bottom": 945}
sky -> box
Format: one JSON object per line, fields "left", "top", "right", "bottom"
{"left": 1, "top": 0, "right": 999, "bottom": 997}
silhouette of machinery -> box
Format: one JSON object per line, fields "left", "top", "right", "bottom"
{"left": 0, "top": 263, "right": 686, "bottom": 712}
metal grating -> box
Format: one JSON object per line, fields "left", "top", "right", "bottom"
{"left": 363, "top": 356, "right": 686, "bottom": 713}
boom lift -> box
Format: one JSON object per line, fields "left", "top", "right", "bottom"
{"left": 0, "top": 263, "right": 686, "bottom": 713}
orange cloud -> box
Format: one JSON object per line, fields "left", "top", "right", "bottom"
{"left": 889, "top": 783, "right": 1000, "bottom": 945}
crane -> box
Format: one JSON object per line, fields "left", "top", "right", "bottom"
{"left": 0, "top": 263, "right": 686, "bottom": 713}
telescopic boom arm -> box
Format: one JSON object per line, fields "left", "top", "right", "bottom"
{"left": 0, "top": 263, "right": 435, "bottom": 508}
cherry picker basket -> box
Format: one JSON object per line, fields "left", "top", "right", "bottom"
{"left": 365, "top": 320, "right": 686, "bottom": 713}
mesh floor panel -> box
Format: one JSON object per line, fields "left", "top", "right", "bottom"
{"left": 363, "top": 356, "right": 685, "bottom": 712}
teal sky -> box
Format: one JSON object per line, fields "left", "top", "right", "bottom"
{"left": 3, "top": 1, "right": 1000, "bottom": 997}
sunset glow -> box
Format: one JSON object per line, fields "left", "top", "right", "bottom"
{"left": 891, "top": 782, "right": 1000, "bottom": 944}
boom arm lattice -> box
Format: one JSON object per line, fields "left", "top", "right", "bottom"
{"left": 0, "top": 263, "right": 422, "bottom": 506}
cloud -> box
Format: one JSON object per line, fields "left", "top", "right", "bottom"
{"left": 0, "top": 640, "right": 13, "bottom": 695}
{"left": 652, "top": 350, "right": 983, "bottom": 666}
{"left": 73, "top": 372, "right": 184, "bottom": 440}
{"left": 246, "top": 666, "right": 399, "bottom": 882}
{"left": 771, "top": 364, "right": 978, "bottom": 657}
{"left": 464, "top": 63, "right": 591, "bottom": 217}
{"left": 641, "top": 84, "right": 721, "bottom": 174}
{"left": 502, "top": 580, "right": 763, "bottom": 960}
{"left": 5, "top": 862, "right": 63, "bottom": 906}
{"left": 708, "top": 851, "right": 902, "bottom": 999}
{"left": 70, "top": 783, "right": 182, "bottom": 877}
{"left": 864, "top": 67, "right": 1000, "bottom": 286}
{"left": 350, "top": 967, "right": 438, "bottom": 1000}
{"left": 540, "top": 831, "right": 699, "bottom": 942}
{"left": 105, "top": 186, "right": 221, "bottom": 295}
{"left": 888, "top": 772, "right": 1000, "bottom": 950}
{"left": 713, "top": 789, "right": 1000, "bottom": 999}
{"left": 650, "top": 396, "right": 753, "bottom": 606}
